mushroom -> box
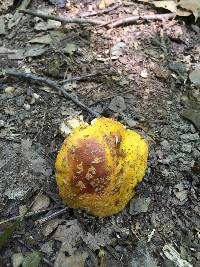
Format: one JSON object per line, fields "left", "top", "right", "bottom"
{"left": 55, "top": 118, "right": 148, "bottom": 217}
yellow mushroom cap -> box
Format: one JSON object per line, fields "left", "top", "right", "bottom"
{"left": 55, "top": 117, "right": 148, "bottom": 217}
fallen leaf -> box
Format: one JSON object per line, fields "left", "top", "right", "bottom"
{"left": 153, "top": 1, "right": 177, "bottom": 13}
{"left": 176, "top": 8, "right": 191, "bottom": 16}
{"left": 189, "top": 69, "right": 200, "bottom": 88}
{"left": 22, "top": 252, "right": 42, "bottom": 267}
{"left": 182, "top": 109, "right": 200, "bottom": 131}
{"left": 29, "top": 35, "right": 52, "bottom": 44}
{"left": 130, "top": 197, "right": 151, "bottom": 215}
{"left": 12, "top": 253, "right": 24, "bottom": 267}
{"left": 24, "top": 45, "right": 48, "bottom": 58}
{"left": 179, "top": 0, "right": 200, "bottom": 20}
{"left": 31, "top": 194, "right": 50, "bottom": 212}
{"left": 34, "top": 20, "right": 61, "bottom": 31}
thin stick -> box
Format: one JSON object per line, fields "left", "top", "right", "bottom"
{"left": 36, "top": 207, "right": 68, "bottom": 224}
{"left": 17, "top": 240, "right": 54, "bottom": 267}
{"left": 61, "top": 72, "right": 103, "bottom": 84}
{"left": 81, "top": 3, "right": 121, "bottom": 17}
{"left": 109, "top": 13, "right": 175, "bottom": 28}
{"left": 2, "top": 69, "right": 101, "bottom": 118}
{"left": 19, "top": 9, "right": 105, "bottom": 25}
{"left": 0, "top": 208, "right": 53, "bottom": 226}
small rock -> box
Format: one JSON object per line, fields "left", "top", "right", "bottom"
{"left": 16, "top": 95, "right": 25, "bottom": 107}
{"left": 160, "top": 140, "right": 170, "bottom": 151}
{"left": 12, "top": 253, "right": 24, "bottom": 267}
{"left": 140, "top": 69, "right": 148, "bottom": 78}
{"left": 33, "top": 93, "right": 40, "bottom": 99}
{"left": 109, "top": 96, "right": 126, "bottom": 112}
{"left": 130, "top": 197, "right": 151, "bottom": 215}
{"left": 31, "top": 194, "right": 50, "bottom": 212}
{"left": 49, "top": 0, "right": 65, "bottom": 7}
{"left": 0, "top": 120, "right": 5, "bottom": 127}
{"left": 123, "top": 116, "right": 138, "bottom": 128}
{"left": 23, "top": 103, "right": 31, "bottom": 111}
{"left": 40, "top": 241, "right": 53, "bottom": 256}
{"left": 181, "top": 144, "right": 192, "bottom": 153}
{"left": 180, "top": 133, "right": 199, "bottom": 141}
{"left": 174, "top": 189, "right": 188, "bottom": 202}
{"left": 4, "top": 86, "right": 15, "bottom": 93}
{"left": 111, "top": 42, "right": 127, "bottom": 57}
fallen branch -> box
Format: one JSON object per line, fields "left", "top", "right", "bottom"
{"left": 0, "top": 208, "right": 51, "bottom": 226}
{"left": 2, "top": 69, "right": 101, "bottom": 118}
{"left": 81, "top": 3, "right": 121, "bottom": 17}
{"left": 20, "top": 9, "right": 105, "bottom": 25}
{"left": 109, "top": 13, "right": 175, "bottom": 28}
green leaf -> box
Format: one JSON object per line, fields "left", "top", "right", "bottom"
{"left": 22, "top": 251, "right": 42, "bottom": 267}
{"left": 0, "top": 221, "right": 19, "bottom": 250}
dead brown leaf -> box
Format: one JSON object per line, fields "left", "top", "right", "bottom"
{"left": 178, "top": 0, "right": 200, "bottom": 20}
{"left": 153, "top": 1, "right": 177, "bottom": 13}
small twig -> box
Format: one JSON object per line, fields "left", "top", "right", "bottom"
{"left": 36, "top": 207, "right": 68, "bottom": 224}
{"left": 109, "top": 13, "right": 175, "bottom": 28}
{"left": 17, "top": 240, "right": 54, "bottom": 267}
{"left": 61, "top": 72, "right": 103, "bottom": 85}
{"left": 81, "top": 3, "right": 121, "bottom": 17}
{"left": 19, "top": 9, "right": 105, "bottom": 25}
{"left": 0, "top": 208, "right": 53, "bottom": 226}
{"left": 2, "top": 69, "right": 101, "bottom": 118}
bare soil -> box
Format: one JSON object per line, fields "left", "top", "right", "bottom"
{"left": 0, "top": 1, "right": 199, "bottom": 267}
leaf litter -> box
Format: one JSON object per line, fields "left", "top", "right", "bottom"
{"left": 0, "top": 0, "right": 200, "bottom": 266}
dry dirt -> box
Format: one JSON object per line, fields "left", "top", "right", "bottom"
{"left": 0, "top": 0, "right": 200, "bottom": 267}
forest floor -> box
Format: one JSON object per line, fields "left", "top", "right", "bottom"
{"left": 0, "top": 0, "right": 200, "bottom": 266}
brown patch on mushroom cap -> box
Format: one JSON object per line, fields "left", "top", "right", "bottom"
{"left": 68, "top": 137, "right": 110, "bottom": 194}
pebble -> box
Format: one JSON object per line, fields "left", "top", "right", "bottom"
{"left": 180, "top": 133, "right": 199, "bottom": 141}
{"left": 109, "top": 96, "right": 126, "bottom": 112}
{"left": 4, "top": 86, "right": 15, "bottom": 93}
{"left": 0, "top": 120, "right": 5, "bottom": 127}
{"left": 181, "top": 144, "right": 192, "bottom": 153}
{"left": 16, "top": 95, "right": 25, "bottom": 107}
{"left": 23, "top": 103, "right": 31, "bottom": 111}
{"left": 160, "top": 140, "right": 170, "bottom": 151}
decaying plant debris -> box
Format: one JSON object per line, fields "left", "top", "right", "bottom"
{"left": 0, "top": 0, "right": 199, "bottom": 266}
